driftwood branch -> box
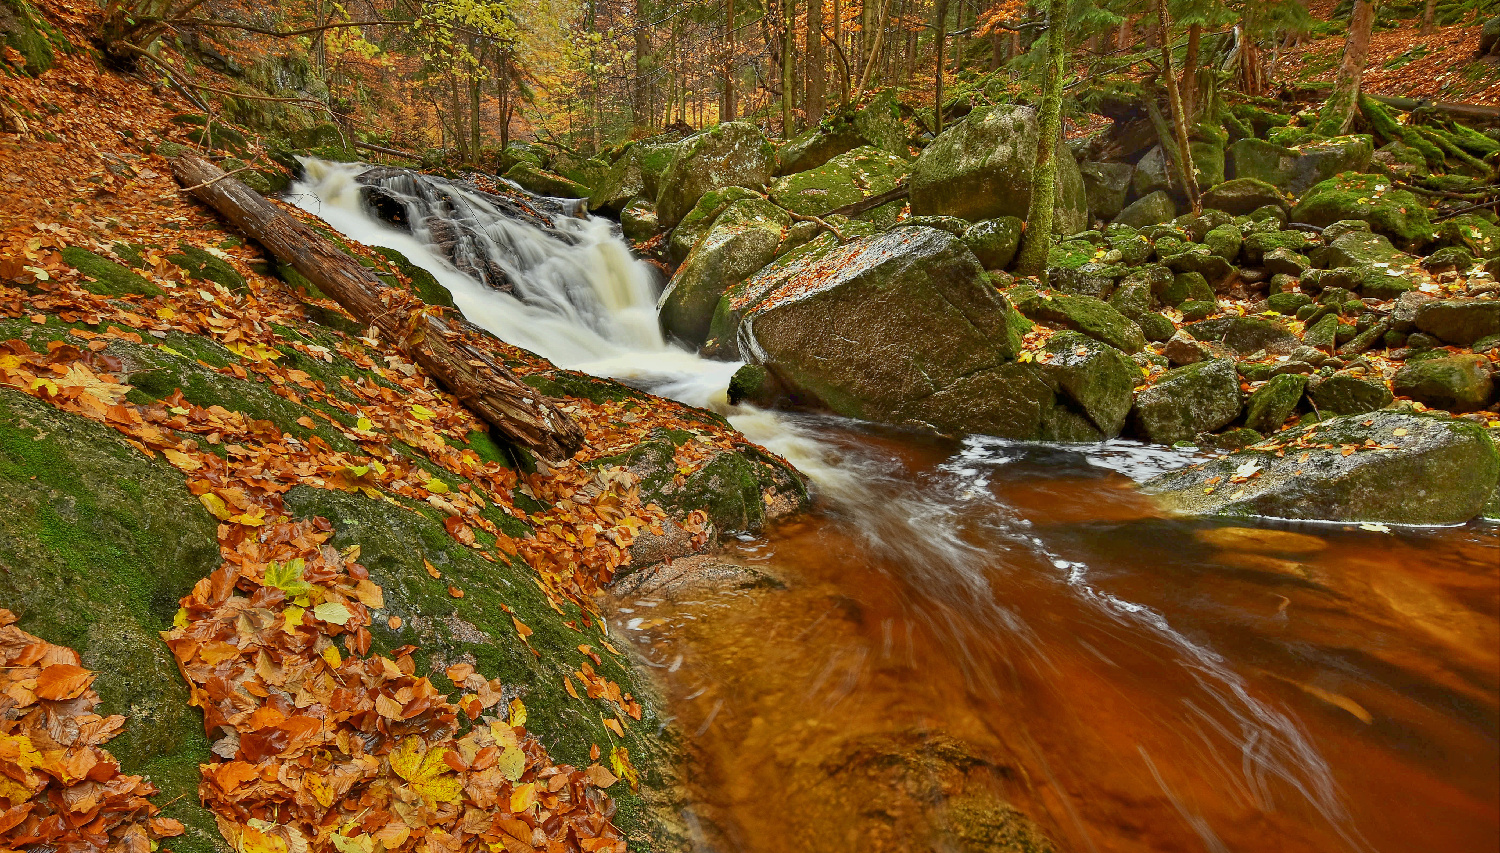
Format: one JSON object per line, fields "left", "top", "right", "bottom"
{"left": 170, "top": 154, "right": 585, "bottom": 461}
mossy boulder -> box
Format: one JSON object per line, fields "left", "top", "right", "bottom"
{"left": 1038, "top": 332, "right": 1139, "bottom": 438}
{"left": 706, "top": 232, "right": 841, "bottom": 359}
{"left": 961, "top": 217, "right": 1024, "bottom": 270}
{"left": 1079, "top": 161, "right": 1134, "bottom": 222}
{"left": 1228, "top": 136, "right": 1373, "bottom": 196}
{"left": 59, "top": 247, "right": 163, "bottom": 297}
{"left": 659, "top": 198, "right": 790, "bottom": 347}
{"left": 1183, "top": 315, "right": 1298, "bottom": 355}
{"left": 776, "top": 90, "right": 908, "bottom": 175}
{"left": 1393, "top": 353, "right": 1496, "bottom": 412}
{"left": 588, "top": 149, "right": 646, "bottom": 214}
{"left": 1012, "top": 290, "right": 1146, "bottom": 353}
{"left": 656, "top": 121, "right": 776, "bottom": 228}
{"left": 169, "top": 244, "right": 247, "bottom": 294}
{"left": 1307, "top": 370, "right": 1394, "bottom": 415}
{"left": 667, "top": 186, "right": 762, "bottom": 263}
{"left": 1244, "top": 373, "right": 1307, "bottom": 433}
{"left": 0, "top": 389, "right": 221, "bottom": 853}
{"left": 1201, "top": 178, "right": 1287, "bottom": 217}
{"left": 909, "top": 104, "right": 1087, "bottom": 234}
{"left": 1433, "top": 214, "right": 1500, "bottom": 259}
{"left": 1292, "top": 173, "right": 1433, "bottom": 247}
{"left": 372, "top": 246, "right": 454, "bottom": 308}
{"left": 769, "top": 146, "right": 907, "bottom": 219}
{"left": 1414, "top": 298, "right": 1500, "bottom": 346}
{"left": 1131, "top": 359, "right": 1243, "bottom": 444}
{"left": 620, "top": 198, "right": 659, "bottom": 243}
{"left": 1143, "top": 411, "right": 1500, "bottom": 524}
{"left": 502, "top": 161, "right": 589, "bottom": 198}
{"left": 1, "top": 0, "right": 57, "bottom": 75}
{"left": 1113, "top": 190, "right": 1177, "bottom": 229}
{"left": 738, "top": 227, "right": 1073, "bottom": 438}
{"left": 496, "top": 142, "right": 543, "bottom": 173}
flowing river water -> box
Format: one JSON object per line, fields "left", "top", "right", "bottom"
{"left": 290, "top": 162, "right": 1499, "bottom": 853}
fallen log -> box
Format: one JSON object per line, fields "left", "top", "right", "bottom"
{"left": 826, "top": 181, "right": 910, "bottom": 218}
{"left": 170, "top": 153, "right": 585, "bottom": 461}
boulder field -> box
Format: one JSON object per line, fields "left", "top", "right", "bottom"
{"left": 560, "top": 94, "right": 1500, "bottom": 526}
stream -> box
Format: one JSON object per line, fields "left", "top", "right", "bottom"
{"left": 290, "top": 161, "right": 1499, "bottom": 853}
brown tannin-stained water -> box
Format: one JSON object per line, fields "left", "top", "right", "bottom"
{"left": 611, "top": 421, "right": 1500, "bottom": 853}
{"left": 292, "top": 165, "right": 1498, "bottom": 853}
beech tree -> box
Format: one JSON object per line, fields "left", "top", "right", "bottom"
{"left": 1313, "top": 0, "right": 1376, "bottom": 135}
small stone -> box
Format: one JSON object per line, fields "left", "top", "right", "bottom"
{"left": 1244, "top": 373, "right": 1308, "bottom": 433}
{"left": 1308, "top": 371, "right": 1394, "bottom": 415}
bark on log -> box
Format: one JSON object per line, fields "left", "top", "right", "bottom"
{"left": 170, "top": 154, "right": 586, "bottom": 462}
{"left": 826, "top": 181, "right": 909, "bottom": 218}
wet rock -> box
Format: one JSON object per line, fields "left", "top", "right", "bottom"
{"left": 502, "top": 161, "right": 589, "bottom": 198}
{"left": 1079, "top": 161, "right": 1134, "bottom": 221}
{"left": 659, "top": 198, "right": 789, "bottom": 346}
{"left": 1113, "top": 190, "right": 1177, "bottom": 229}
{"left": 1267, "top": 291, "right": 1313, "bottom": 315}
{"left": 1163, "top": 330, "right": 1217, "bottom": 366}
{"left": 1413, "top": 298, "right": 1500, "bottom": 346}
{"left": 910, "top": 104, "right": 1087, "bottom": 233}
{"left": 739, "top": 227, "right": 1070, "bottom": 439}
{"left": 1160, "top": 270, "right": 1215, "bottom": 307}
{"left": 668, "top": 186, "right": 763, "bottom": 262}
{"left": 962, "top": 217, "right": 1024, "bottom": 269}
{"left": 1303, "top": 314, "right": 1340, "bottom": 352}
{"left": 1132, "top": 359, "right": 1243, "bottom": 444}
{"left": 1244, "top": 373, "right": 1307, "bottom": 433}
{"left": 1392, "top": 354, "right": 1496, "bottom": 412}
{"left": 1307, "top": 371, "right": 1394, "bottom": 415}
{"left": 1201, "top": 177, "right": 1288, "bottom": 216}
{"left": 1143, "top": 411, "right": 1500, "bottom": 525}
{"left": 610, "top": 554, "right": 784, "bottom": 599}
{"left": 1162, "top": 246, "right": 1235, "bottom": 286}
{"left": 656, "top": 121, "right": 776, "bottom": 227}
{"left": 1038, "top": 332, "right": 1139, "bottom": 438}
{"left": 1263, "top": 247, "right": 1310, "bottom": 278}
{"left": 588, "top": 150, "right": 645, "bottom": 214}
{"left": 620, "top": 198, "right": 658, "bottom": 242}
{"left": 1184, "top": 315, "right": 1298, "bottom": 355}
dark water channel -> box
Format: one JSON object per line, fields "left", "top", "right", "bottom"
{"left": 612, "top": 421, "right": 1500, "bottom": 853}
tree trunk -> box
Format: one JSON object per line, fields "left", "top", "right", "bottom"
{"left": 933, "top": 0, "right": 949, "bottom": 133}
{"left": 807, "top": 0, "right": 826, "bottom": 124}
{"left": 723, "top": 0, "right": 738, "bottom": 120}
{"left": 854, "top": 0, "right": 892, "bottom": 99}
{"left": 468, "top": 72, "right": 482, "bottom": 163}
{"left": 1014, "top": 0, "right": 1067, "bottom": 279}
{"left": 782, "top": 0, "right": 796, "bottom": 134}
{"left": 1154, "top": 0, "right": 1200, "bottom": 213}
{"left": 1313, "top": 0, "right": 1375, "bottom": 135}
{"left": 170, "top": 155, "right": 585, "bottom": 461}
{"left": 1180, "top": 22, "right": 1200, "bottom": 121}
{"left": 834, "top": 0, "right": 849, "bottom": 105}
{"left": 1421, "top": 0, "right": 1436, "bottom": 34}
{"left": 632, "top": 0, "right": 652, "bottom": 129}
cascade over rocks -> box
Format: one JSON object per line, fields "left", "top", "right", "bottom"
{"left": 1144, "top": 411, "right": 1500, "bottom": 525}
{"left": 909, "top": 105, "right": 1088, "bottom": 233}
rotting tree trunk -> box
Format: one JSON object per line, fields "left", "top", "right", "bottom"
{"left": 1014, "top": 0, "right": 1067, "bottom": 280}
{"left": 1313, "top": 0, "right": 1375, "bottom": 136}
{"left": 170, "top": 155, "right": 585, "bottom": 462}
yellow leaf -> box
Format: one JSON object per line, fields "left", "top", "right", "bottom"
{"left": 329, "top": 834, "right": 373, "bottom": 853}
{"left": 508, "top": 698, "right": 526, "bottom": 727}
{"left": 427, "top": 478, "right": 449, "bottom": 494}
{"left": 410, "top": 404, "right": 435, "bottom": 420}
{"left": 174, "top": 607, "right": 189, "bottom": 629}
{"left": 199, "top": 492, "right": 232, "bottom": 520}
{"left": 495, "top": 746, "right": 525, "bottom": 782}
{"left": 314, "top": 602, "right": 353, "bottom": 625}
{"left": 305, "top": 774, "right": 336, "bottom": 809}
{"left": 356, "top": 417, "right": 375, "bottom": 432}
{"left": 321, "top": 645, "right": 342, "bottom": 669}
{"left": 509, "top": 781, "right": 536, "bottom": 812}
{"left": 390, "top": 736, "right": 462, "bottom": 804}
{"left": 284, "top": 607, "right": 305, "bottom": 630}
{"left": 163, "top": 448, "right": 202, "bottom": 471}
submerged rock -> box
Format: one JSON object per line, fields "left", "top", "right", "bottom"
{"left": 1143, "top": 411, "right": 1500, "bottom": 524}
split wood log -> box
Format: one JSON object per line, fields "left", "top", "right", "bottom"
{"left": 170, "top": 153, "right": 585, "bottom": 461}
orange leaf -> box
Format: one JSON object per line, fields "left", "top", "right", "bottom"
{"left": 34, "top": 663, "right": 93, "bottom": 701}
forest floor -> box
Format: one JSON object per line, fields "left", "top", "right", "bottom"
{"left": 1276, "top": 17, "right": 1500, "bottom": 105}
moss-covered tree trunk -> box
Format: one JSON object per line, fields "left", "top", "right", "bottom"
{"left": 782, "top": 0, "right": 796, "bottom": 134}
{"left": 933, "top": 0, "right": 949, "bottom": 133}
{"left": 1014, "top": 0, "right": 1067, "bottom": 280}
{"left": 1313, "top": 0, "right": 1375, "bottom": 136}
{"left": 1154, "top": 0, "right": 1200, "bottom": 214}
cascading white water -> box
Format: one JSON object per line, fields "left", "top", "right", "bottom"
{"left": 286, "top": 160, "right": 1364, "bottom": 851}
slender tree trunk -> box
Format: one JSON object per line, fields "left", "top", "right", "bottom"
{"left": 1313, "top": 0, "right": 1374, "bottom": 135}
{"left": 1154, "top": 0, "right": 1200, "bottom": 213}
{"left": 834, "top": 0, "right": 849, "bottom": 105}
{"left": 723, "top": 0, "right": 738, "bottom": 120}
{"left": 1116, "top": 15, "right": 1132, "bottom": 49}
{"left": 854, "top": 0, "right": 891, "bottom": 98}
{"left": 807, "top": 0, "right": 826, "bottom": 124}
{"left": 783, "top": 0, "right": 796, "bottom": 134}
{"left": 933, "top": 0, "right": 949, "bottom": 132}
{"left": 1421, "top": 0, "right": 1437, "bottom": 33}
{"left": 632, "top": 0, "right": 652, "bottom": 129}
{"left": 1180, "top": 22, "right": 1200, "bottom": 120}
{"left": 468, "top": 73, "right": 482, "bottom": 163}
{"left": 1015, "top": 0, "right": 1067, "bottom": 279}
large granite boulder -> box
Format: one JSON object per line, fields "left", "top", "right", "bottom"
{"left": 1038, "top": 332, "right": 1139, "bottom": 438}
{"left": 776, "top": 91, "right": 908, "bottom": 174}
{"left": 1079, "top": 161, "right": 1134, "bottom": 221}
{"left": 769, "top": 146, "right": 907, "bottom": 219}
{"left": 1143, "top": 411, "right": 1500, "bottom": 524}
{"left": 656, "top": 121, "right": 776, "bottom": 227}
{"left": 1292, "top": 173, "right": 1433, "bottom": 247}
{"left": 1392, "top": 353, "right": 1496, "bottom": 412}
{"left": 1131, "top": 359, "right": 1244, "bottom": 444}
{"left": 1227, "top": 136, "right": 1373, "bottom": 196}
{"left": 909, "top": 105, "right": 1088, "bottom": 234}
{"left": 1414, "top": 298, "right": 1500, "bottom": 346}
{"left": 659, "top": 198, "right": 790, "bottom": 346}
{"left": 738, "top": 227, "right": 1078, "bottom": 438}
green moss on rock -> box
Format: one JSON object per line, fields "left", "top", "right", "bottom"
{"left": 59, "top": 247, "right": 164, "bottom": 297}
